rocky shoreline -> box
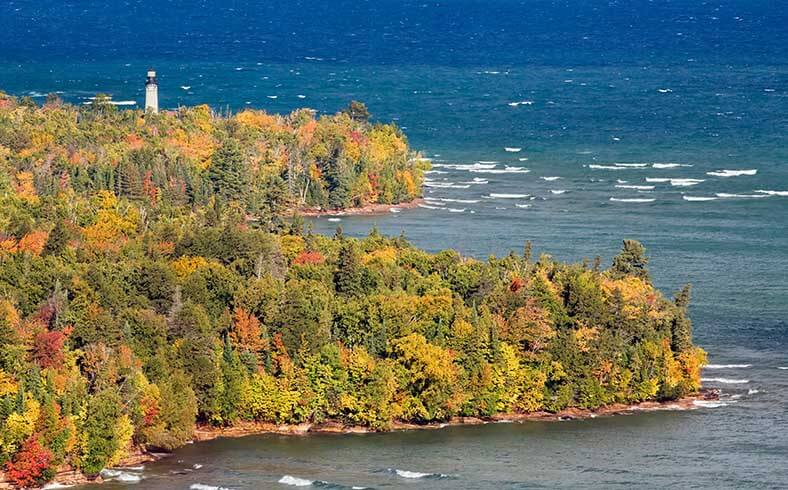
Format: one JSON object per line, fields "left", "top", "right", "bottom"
{"left": 297, "top": 198, "right": 425, "bottom": 217}
{"left": 3, "top": 389, "right": 717, "bottom": 489}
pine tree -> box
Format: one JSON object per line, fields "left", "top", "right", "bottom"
{"left": 207, "top": 138, "right": 248, "bottom": 202}
{"left": 672, "top": 284, "right": 693, "bottom": 352}
{"left": 610, "top": 239, "right": 650, "bottom": 280}
{"left": 334, "top": 243, "right": 363, "bottom": 297}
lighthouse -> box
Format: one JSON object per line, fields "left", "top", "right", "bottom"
{"left": 145, "top": 70, "right": 158, "bottom": 113}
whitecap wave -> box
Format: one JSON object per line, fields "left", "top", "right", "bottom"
{"left": 459, "top": 179, "right": 489, "bottom": 185}
{"left": 616, "top": 185, "right": 655, "bottom": 190}
{"left": 613, "top": 163, "right": 649, "bottom": 167}
{"left": 683, "top": 196, "right": 717, "bottom": 201}
{"left": 550, "top": 190, "right": 568, "bottom": 194}
{"left": 541, "top": 176, "right": 561, "bottom": 181}
{"left": 777, "top": 367, "right": 788, "bottom": 370}
{"left": 489, "top": 193, "right": 529, "bottom": 199}
{"left": 190, "top": 484, "right": 232, "bottom": 490}
{"left": 389, "top": 208, "right": 401, "bottom": 213}
{"left": 100, "top": 469, "right": 142, "bottom": 483}
{"left": 692, "top": 400, "right": 728, "bottom": 408}
{"left": 748, "top": 389, "right": 760, "bottom": 395}
{"left": 390, "top": 468, "right": 449, "bottom": 479}
{"left": 278, "top": 475, "right": 313, "bottom": 486}
{"left": 706, "top": 169, "right": 757, "bottom": 177}
{"left": 469, "top": 168, "right": 529, "bottom": 174}
{"left": 424, "top": 182, "right": 471, "bottom": 189}
{"left": 438, "top": 198, "right": 480, "bottom": 203}
{"left": 715, "top": 193, "right": 768, "bottom": 199}
{"left": 705, "top": 364, "right": 752, "bottom": 369}
{"left": 701, "top": 377, "right": 749, "bottom": 384}
{"left": 504, "top": 147, "right": 522, "bottom": 152}
{"left": 609, "top": 197, "right": 655, "bottom": 203}
{"left": 327, "top": 218, "right": 341, "bottom": 222}
{"left": 418, "top": 204, "right": 441, "bottom": 210}
{"left": 755, "top": 190, "right": 788, "bottom": 196}
{"left": 42, "top": 484, "right": 74, "bottom": 489}
{"left": 670, "top": 178, "right": 704, "bottom": 187}
{"left": 652, "top": 163, "right": 692, "bottom": 168}
{"left": 515, "top": 204, "right": 532, "bottom": 208}
{"left": 507, "top": 100, "right": 534, "bottom": 107}
{"left": 645, "top": 178, "right": 671, "bottom": 183}
{"left": 448, "top": 208, "right": 466, "bottom": 213}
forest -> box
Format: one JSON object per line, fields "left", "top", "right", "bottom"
{"left": 0, "top": 92, "right": 705, "bottom": 487}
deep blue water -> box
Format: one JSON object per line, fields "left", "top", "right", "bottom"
{"left": 3, "top": 1, "right": 787, "bottom": 488}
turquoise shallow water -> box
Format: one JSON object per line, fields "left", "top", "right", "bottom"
{"left": 3, "top": 0, "right": 787, "bottom": 487}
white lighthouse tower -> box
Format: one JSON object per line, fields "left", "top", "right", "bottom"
{"left": 145, "top": 70, "right": 158, "bottom": 113}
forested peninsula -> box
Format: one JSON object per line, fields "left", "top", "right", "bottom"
{"left": 0, "top": 93, "right": 705, "bottom": 488}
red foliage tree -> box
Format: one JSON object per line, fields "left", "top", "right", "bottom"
{"left": 293, "top": 250, "right": 325, "bottom": 266}
{"left": 5, "top": 436, "right": 53, "bottom": 488}
{"left": 32, "top": 330, "right": 66, "bottom": 369}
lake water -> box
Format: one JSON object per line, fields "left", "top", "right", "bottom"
{"left": 3, "top": 0, "right": 786, "bottom": 488}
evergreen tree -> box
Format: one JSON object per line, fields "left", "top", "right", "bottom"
{"left": 334, "top": 242, "right": 363, "bottom": 297}
{"left": 672, "top": 284, "right": 693, "bottom": 352}
{"left": 610, "top": 239, "right": 650, "bottom": 280}
{"left": 207, "top": 138, "right": 248, "bottom": 202}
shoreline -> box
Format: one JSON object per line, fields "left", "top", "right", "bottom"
{"left": 190, "top": 390, "right": 718, "bottom": 443}
{"left": 9, "top": 390, "right": 716, "bottom": 488}
{"left": 297, "top": 198, "right": 425, "bottom": 217}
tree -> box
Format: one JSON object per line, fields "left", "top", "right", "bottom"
{"left": 334, "top": 243, "right": 363, "bottom": 296}
{"left": 5, "top": 435, "right": 53, "bottom": 488}
{"left": 610, "top": 240, "right": 649, "bottom": 281}
{"left": 343, "top": 101, "right": 371, "bottom": 123}
{"left": 672, "top": 284, "right": 693, "bottom": 353}
{"left": 207, "top": 138, "right": 248, "bottom": 202}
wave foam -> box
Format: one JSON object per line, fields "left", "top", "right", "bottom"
{"left": 489, "top": 193, "right": 529, "bottom": 199}
{"left": 278, "top": 475, "right": 313, "bottom": 486}
{"left": 190, "top": 484, "right": 232, "bottom": 490}
{"left": 715, "top": 193, "right": 768, "bottom": 199}
{"left": 609, "top": 197, "right": 655, "bottom": 203}
{"left": 670, "top": 178, "right": 704, "bottom": 187}
{"left": 701, "top": 377, "right": 749, "bottom": 384}
{"left": 693, "top": 400, "right": 728, "bottom": 408}
{"left": 504, "top": 147, "right": 522, "bottom": 152}
{"left": 541, "top": 176, "right": 561, "bottom": 181}
{"left": 706, "top": 169, "right": 757, "bottom": 177}
{"left": 469, "top": 168, "right": 529, "bottom": 174}
{"left": 755, "top": 190, "right": 788, "bottom": 196}
{"left": 390, "top": 468, "right": 448, "bottom": 479}
{"left": 683, "top": 196, "right": 717, "bottom": 201}
{"left": 645, "top": 178, "right": 671, "bottom": 183}
{"left": 705, "top": 364, "right": 752, "bottom": 369}
{"left": 616, "top": 185, "right": 655, "bottom": 190}
{"left": 652, "top": 163, "right": 691, "bottom": 168}
{"left": 100, "top": 469, "right": 142, "bottom": 482}
{"left": 550, "top": 190, "right": 568, "bottom": 194}
{"left": 515, "top": 203, "right": 532, "bottom": 208}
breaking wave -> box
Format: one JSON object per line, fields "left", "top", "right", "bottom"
{"left": 278, "top": 475, "right": 314, "bottom": 486}
{"left": 706, "top": 169, "right": 757, "bottom": 177}
{"left": 701, "top": 377, "right": 750, "bottom": 384}
{"left": 670, "top": 179, "right": 704, "bottom": 187}
{"left": 190, "top": 484, "right": 233, "bottom": 490}
{"left": 683, "top": 196, "right": 717, "bottom": 201}
{"left": 389, "top": 468, "right": 450, "bottom": 479}
{"left": 715, "top": 193, "right": 768, "bottom": 199}
{"left": 705, "top": 364, "right": 752, "bottom": 369}
{"left": 489, "top": 193, "right": 529, "bottom": 199}
{"left": 692, "top": 400, "right": 729, "bottom": 409}
{"left": 609, "top": 197, "right": 655, "bottom": 203}
{"left": 755, "top": 190, "right": 788, "bottom": 196}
